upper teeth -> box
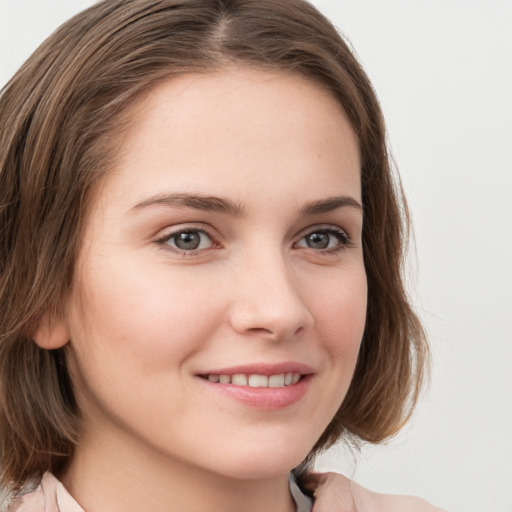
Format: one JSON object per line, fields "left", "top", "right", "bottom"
{"left": 205, "top": 373, "right": 301, "bottom": 387}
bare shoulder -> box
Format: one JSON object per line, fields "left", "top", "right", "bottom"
{"left": 303, "top": 472, "right": 449, "bottom": 512}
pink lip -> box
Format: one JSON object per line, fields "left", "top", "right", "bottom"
{"left": 196, "top": 361, "right": 314, "bottom": 410}
{"left": 197, "top": 361, "right": 315, "bottom": 376}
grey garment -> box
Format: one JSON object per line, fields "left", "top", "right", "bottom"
{"left": 289, "top": 474, "right": 313, "bottom": 512}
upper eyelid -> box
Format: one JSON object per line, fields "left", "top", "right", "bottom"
{"left": 153, "top": 222, "right": 355, "bottom": 247}
{"left": 154, "top": 224, "right": 218, "bottom": 248}
{"left": 155, "top": 226, "right": 219, "bottom": 256}
{"left": 296, "top": 223, "right": 350, "bottom": 238}
{"left": 155, "top": 223, "right": 216, "bottom": 239}
{"left": 293, "top": 225, "right": 356, "bottom": 252}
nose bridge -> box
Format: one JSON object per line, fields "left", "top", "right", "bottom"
{"left": 229, "top": 242, "right": 313, "bottom": 339}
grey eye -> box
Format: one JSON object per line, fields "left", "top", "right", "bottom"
{"left": 166, "top": 230, "right": 213, "bottom": 251}
{"left": 304, "top": 232, "right": 331, "bottom": 249}
{"left": 296, "top": 228, "right": 349, "bottom": 250}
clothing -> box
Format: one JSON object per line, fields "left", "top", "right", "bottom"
{"left": 7, "top": 471, "right": 447, "bottom": 512}
{"left": 7, "top": 473, "right": 312, "bottom": 512}
{"left": 302, "top": 472, "right": 449, "bottom": 512}
{"left": 290, "top": 474, "right": 314, "bottom": 512}
{"left": 7, "top": 473, "right": 82, "bottom": 512}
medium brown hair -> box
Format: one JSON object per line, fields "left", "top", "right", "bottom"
{"left": 0, "top": 0, "right": 427, "bottom": 491}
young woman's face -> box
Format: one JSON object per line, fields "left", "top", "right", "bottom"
{"left": 62, "top": 68, "right": 366, "bottom": 480}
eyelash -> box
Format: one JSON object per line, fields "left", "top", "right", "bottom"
{"left": 155, "top": 225, "right": 353, "bottom": 255}
{"left": 294, "top": 226, "right": 353, "bottom": 253}
{"left": 155, "top": 225, "right": 217, "bottom": 255}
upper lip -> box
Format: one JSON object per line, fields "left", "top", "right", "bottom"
{"left": 197, "top": 362, "right": 315, "bottom": 376}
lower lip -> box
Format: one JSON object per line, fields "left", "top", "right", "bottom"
{"left": 199, "top": 375, "right": 312, "bottom": 410}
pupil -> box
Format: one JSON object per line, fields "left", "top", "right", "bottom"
{"left": 307, "top": 232, "right": 329, "bottom": 249}
{"left": 175, "top": 232, "right": 200, "bottom": 250}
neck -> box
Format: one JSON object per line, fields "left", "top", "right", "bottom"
{"left": 61, "top": 424, "right": 297, "bottom": 512}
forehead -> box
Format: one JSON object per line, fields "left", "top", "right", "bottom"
{"left": 96, "top": 67, "right": 361, "bottom": 210}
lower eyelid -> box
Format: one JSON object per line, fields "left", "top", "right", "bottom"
{"left": 154, "top": 225, "right": 353, "bottom": 254}
{"left": 296, "top": 227, "right": 351, "bottom": 248}
{"left": 155, "top": 227, "right": 216, "bottom": 251}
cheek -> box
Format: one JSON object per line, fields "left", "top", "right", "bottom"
{"left": 312, "top": 269, "right": 367, "bottom": 393}
{"left": 63, "top": 267, "right": 219, "bottom": 428}
{"left": 65, "top": 259, "right": 225, "bottom": 380}
{"left": 316, "top": 270, "right": 367, "bottom": 346}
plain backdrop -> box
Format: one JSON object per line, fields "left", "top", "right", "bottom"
{"left": 1, "top": 1, "right": 511, "bottom": 511}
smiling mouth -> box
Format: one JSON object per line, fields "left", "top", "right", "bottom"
{"left": 200, "top": 373, "right": 302, "bottom": 388}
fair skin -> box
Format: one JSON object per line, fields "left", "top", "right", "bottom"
{"left": 36, "top": 67, "right": 366, "bottom": 512}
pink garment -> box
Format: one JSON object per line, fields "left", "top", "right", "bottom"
{"left": 305, "top": 472, "right": 449, "bottom": 512}
{"left": 8, "top": 473, "right": 83, "bottom": 512}
{"left": 8, "top": 472, "right": 448, "bottom": 512}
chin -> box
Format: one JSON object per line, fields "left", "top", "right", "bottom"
{"left": 206, "top": 441, "right": 313, "bottom": 481}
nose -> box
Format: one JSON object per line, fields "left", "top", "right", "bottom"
{"left": 228, "top": 251, "right": 314, "bottom": 341}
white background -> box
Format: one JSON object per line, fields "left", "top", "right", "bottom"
{"left": 1, "top": 1, "right": 510, "bottom": 511}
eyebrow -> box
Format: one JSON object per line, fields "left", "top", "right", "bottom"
{"left": 130, "top": 193, "right": 247, "bottom": 217}
{"left": 129, "top": 193, "right": 362, "bottom": 217}
{"left": 299, "top": 196, "right": 363, "bottom": 216}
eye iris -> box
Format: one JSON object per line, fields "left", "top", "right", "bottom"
{"left": 174, "top": 231, "right": 201, "bottom": 250}
{"left": 306, "top": 232, "right": 330, "bottom": 249}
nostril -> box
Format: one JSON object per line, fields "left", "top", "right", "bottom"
{"left": 246, "top": 326, "right": 279, "bottom": 340}
{"left": 227, "top": 281, "right": 313, "bottom": 339}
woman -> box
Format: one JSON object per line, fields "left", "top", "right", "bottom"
{"left": 0, "top": 0, "right": 443, "bottom": 510}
